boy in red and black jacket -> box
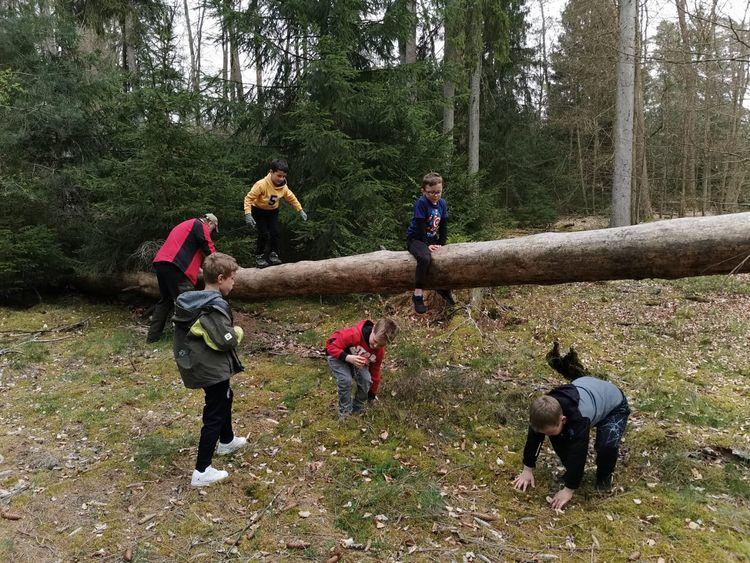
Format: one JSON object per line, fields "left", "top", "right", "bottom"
{"left": 325, "top": 319, "right": 398, "bottom": 420}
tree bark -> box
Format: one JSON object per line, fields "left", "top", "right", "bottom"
{"left": 80, "top": 213, "right": 750, "bottom": 300}
{"left": 467, "top": 0, "right": 481, "bottom": 174}
{"left": 229, "top": 0, "right": 243, "bottom": 101}
{"left": 611, "top": 0, "right": 636, "bottom": 227}
{"left": 676, "top": 0, "right": 697, "bottom": 216}
{"left": 442, "top": 3, "right": 456, "bottom": 137}
{"left": 183, "top": 0, "right": 198, "bottom": 93}
{"left": 537, "top": 0, "right": 550, "bottom": 115}
{"left": 399, "top": 0, "right": 417, "bottom": 64}
{"left": 634, "top": 14, "right": 651, "bottom": 222}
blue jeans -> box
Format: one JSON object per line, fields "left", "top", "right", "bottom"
{"left": 327, "top": 357, "right": 371, "bottom": 416}
{"left": 594, "top": 396, "right": 630, "bottom": 478}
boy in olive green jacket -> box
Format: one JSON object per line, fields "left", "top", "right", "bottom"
{"left": 172, "top": 253, "right": 246, "bottom": 487}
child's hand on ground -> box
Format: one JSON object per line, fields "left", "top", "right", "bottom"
{"left": 512, "top": 467, "right": 535, "bottom": 491}
{"left": 428, "top": 244, "right": 442, "bottom": 252}
{"left": 549, "top": 487, "right": 574, "bottom": 510}
{"left": 345, "top": 354, "right": 368, "bottom": 368}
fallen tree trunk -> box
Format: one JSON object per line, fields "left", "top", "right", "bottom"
{"left": 78, "top": 213, "right": 750, "bottom": 301}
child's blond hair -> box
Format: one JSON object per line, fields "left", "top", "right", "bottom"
{"left": 202, "top": 253, "right": 239, "bottom": 283}
{"left": 372, "top": 318, "right": 398, "bottom": 344}
{"left": 529, "top": 395, "right": 563, "bottom": 432}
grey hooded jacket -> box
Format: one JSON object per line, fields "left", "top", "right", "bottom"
{"left": 172, "top": 290, "right": 244, "bottom": 389}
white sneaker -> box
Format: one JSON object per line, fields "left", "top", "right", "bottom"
{"left": 191, "top": 465, "right": 229, "bottom": 487}
{"left": 216, "top": 436, "right": 247, "bottom": 455}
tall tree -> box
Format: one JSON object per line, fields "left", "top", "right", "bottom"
{"left": 611, "top": 0, "right": 636, "bottom": 227}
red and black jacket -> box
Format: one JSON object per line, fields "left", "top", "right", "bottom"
{"left": 153, "top": 218, "right": 216, "bottom": 285}
{"left": 325, "top": 320, "right": 385, "bottom": 395}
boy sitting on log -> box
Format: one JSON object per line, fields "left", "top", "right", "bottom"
{"left": 512, "top": 343, "right": 630, "bottom": 509}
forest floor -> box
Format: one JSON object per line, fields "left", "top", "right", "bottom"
{"left": 1, "top": 224, "right": 749, "bottom": 562}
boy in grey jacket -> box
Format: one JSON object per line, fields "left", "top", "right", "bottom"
{"left": 172, "top": 253, "right": 246, "bottom": 487}
{"left": 512, "top": 346, "right": 630, "bottom": 510}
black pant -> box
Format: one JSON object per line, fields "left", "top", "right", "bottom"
{"left": 252, "top": 207, "right": 281, "bottom": 257}
{"left": 146, "top": 262, "right": 194, "bottom": 342}
{"left": 196, "top": 379, "right": 234, "bottom": 471}
{"left": 407, "top": 238, "right": 432, "bottom": 289}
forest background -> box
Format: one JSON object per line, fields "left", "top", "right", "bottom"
{"left": 2, "top": 0, "right": 750, "bottom": 291}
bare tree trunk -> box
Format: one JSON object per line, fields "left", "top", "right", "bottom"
{"left": 250, "top": 0, "right": 263, "bottom": 105}
{"left": 86, "top": 213, "right": 750, "bottom": 300}
{"left": 611, "top": 0, "right": 636, "bottom": 227}
{"left": 222, "top": 27, "right": 228, "bottom": 100}
{"left": 537, "top": 0, "right": 550, "bottom": 115}
{"left": 196, "top": 5, "right": 205, "bottom": 86}
{"left": 229, "top": 1, "right": 243, "bottom": 102}
{"left": 399, "top": 0, "right": 417, "bottom": 64}
{"left": 283, "top": 24, "right": 291, "bottom": 87}
{"left": 183, "top": 0, "right": 198, "bottom": 93}
{"left": 576, "top": 125, "right": 588, "bottom": 212}
{"left": 676, "top": 0, "right": 697, "bottom": 216}
{"left": 121, "top": 8, "right": 138, "bottom": 92}
{"left": 701, "top": 0, "right": 718, "bottom": 215}
{"left": 405, "top": 0, "right": 417, "bottom": 63}
{"left": 468, "top": 1, "right": 481, "bottom": 175}
{"left": 468, "top": 56, "right": 481, "bottom": 174}
{"left": 723, "top": 13, "right": 750, "bottom": 211}
{"left": 635, "top": 8, "right": 652, "bottom": 222}
{"left": 38, "top": 0, "right": 55, "bottom": 55}
{"left": 442, "top": 6, "right": 456, "bottom": 137}
{"left": 592, "top": 129, "right": 599, "bottom": 214}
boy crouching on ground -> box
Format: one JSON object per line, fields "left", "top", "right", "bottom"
{"left": 325, "top": 319, "right": 398, "bottom": 420}
{"left": 512, "top": 375, "right": 630, "bottom": 509}
{"left": 172, "top": 252, "right": 247, "bottom": 486}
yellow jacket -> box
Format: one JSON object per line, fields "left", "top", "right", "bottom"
{"left": 243, "top": 174, "right": 303, "bottom": 213}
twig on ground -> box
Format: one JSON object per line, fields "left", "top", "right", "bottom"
{"left": 440, "top": 318, "right": 469, "bottom": 343}
{"left": 0, "top": 318, "right": 90, "bottom": 335}
{"left": 223, "top": 490, "right": 282, "bottom": 557}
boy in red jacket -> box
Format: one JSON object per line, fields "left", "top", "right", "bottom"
{"left": 325, "top": 319, "right": 398, "bottom": 420}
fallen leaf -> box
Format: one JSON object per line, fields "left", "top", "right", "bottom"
{"left": 138, "top": 513, "right": 156, "bottom": 525}
{"left": 633, "top": 498, "right": 642, "bottom": 505}
{"left": 687, "top": 521, "right": 700, "bottom": 530}
{"left": 469, "top": 511, "right": 498, "bottom": 521}
{"left": 1, "top": 511, "right": 22, "bottom": 521}
{"left": 628, "top": 551, "right": 641, "bottom": 561}
{"left": 375, "top": 521, "right": 385, "bottom": 529}
{"left": 124, "top": 548, "right": 133, "bottom": 561}
{"left": 298, "top": 511, "right": 311, "bottom": 518}
{"left": 380, "top": 431, "right": 389, "bottom": 440}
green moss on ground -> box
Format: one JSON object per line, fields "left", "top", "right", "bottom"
{"left": 0, "top": 272, "right": 748, "bottom": 560}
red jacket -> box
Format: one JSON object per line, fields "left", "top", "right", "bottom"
{"left": 153, "top": 219, "right": 216, "bottom": 285}
{"left": 326, "top": 320, "right": 386, "bottom": 394}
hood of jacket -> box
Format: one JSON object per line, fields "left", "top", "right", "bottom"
{"left": 174, "top": 290, "right": 229, "bottom": 324}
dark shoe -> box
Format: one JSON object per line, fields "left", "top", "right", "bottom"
{"left": 145, "top": 334, "right": 162, "bottom": 344}
{"left": 412, "top": 294, "right": 427, "bottom": 314}
{"left": 268, "top": 252, "right": 282, "bottom": 266}
{"left": 595, "top": 473, "right": 613, "bottom": 491}
{"left": 437, "top": 289, "right": 456, "bottom": 306}
{"left": 256, "top": 254, "right": 270, "bottom": 269}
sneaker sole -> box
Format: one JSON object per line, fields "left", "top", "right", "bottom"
{"left": 191, "top": 475, "right": 228, "bottom": 487}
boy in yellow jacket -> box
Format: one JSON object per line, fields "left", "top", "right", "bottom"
{"left": 243, "top": 159, "right": 307, "bottom": 268}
